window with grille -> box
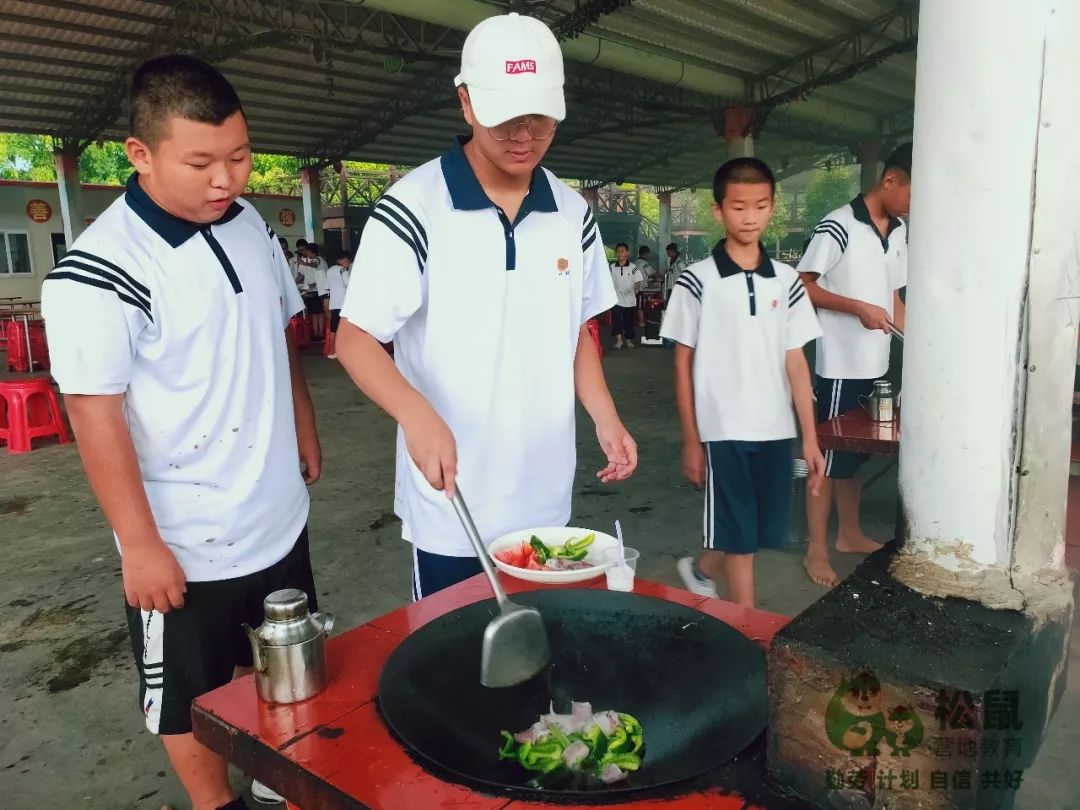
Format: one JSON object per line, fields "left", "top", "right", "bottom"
{"left": 0, "top": 232, "right": 32, "bottom": 275}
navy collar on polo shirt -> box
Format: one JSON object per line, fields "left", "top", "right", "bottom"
{"left": 125, "top": 173, "right": 244, "bottom": 248}
{"left": 850, "top": 194, "right": 902, "bottom": 251}
{"left": 711, "top": 238, "right": 775, "bottom": 278}
{"left": 439, "top": 136, "right": 558, "bottom": 223}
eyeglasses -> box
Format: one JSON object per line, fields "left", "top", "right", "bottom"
{"left": 488, "top": 115, "right": 558, "bottom": 141}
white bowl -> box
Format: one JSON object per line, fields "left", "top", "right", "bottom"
{"left": 487, "top": 526, "right": 618, "bottom": 584}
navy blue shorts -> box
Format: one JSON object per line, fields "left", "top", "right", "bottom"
{"left": 704, "top": 439, "right": 792, "bottom": 555}
{"left": 412, "top": 546, "right": 483, "bottom": 601}
{"left": 814, "top": 376, "right": 875, "bottom": 480}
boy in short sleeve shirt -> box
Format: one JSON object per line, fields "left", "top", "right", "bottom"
{"left": 798, "top": 143, "right": 912, "bottom": 589}
{"left": 40, "top": 56, "right": 320, "bottom": 810}
{"left": 336, "top": 13, "right": 637, "bottom": 598}
{"left": 662, "top": 158, "right": 824, "bottom": 607}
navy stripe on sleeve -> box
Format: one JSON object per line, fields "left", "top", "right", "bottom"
{"left": 374, "top": 203, "right": 427, "bottom": 262}
{"left": 812, "top": 220, "right": 848, "bottom": 252}
{"left": 52, "top": 259, "right": 152, "bottom": 312}
{"left": 674, "top": 277, "right": 702, "bottom": 302}
{"left": 679, "top": 271, "right": 703, "bottom": 297}
{"left": 370, "top": 210, "right": 425, "bottom": 274}
{"left": 379, "top": 195, "right": 428, "bottom": 250}
{"left": 45, "top": 271, "right": 153, "bottom": 320}
{"left": 64, "top": 250, "right": 151, "bottom": 297}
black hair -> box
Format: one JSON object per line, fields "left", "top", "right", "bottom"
{"left": 712, "top": 157, "right": 776, "bottom": 204}
{"left": 129, "top": 54, "right": 244, "bottom": 146}
{"left": 638, "top": 246, "right": 650, "bottom": 257}
{"left": 296, "top": 238, "right": 308, "bottom": 248}
{"left": 308, "top": 242, "right": 320, "bottom": 255}
{"left": 882, "top": 142, "right": 913, "bottom": 179}
{"left": 278, "top": 236, "right": 288, "bottom": 246}
{"left": 666, "top": 242, "right": 678, "bottom": 252}
{"left": 329, "top": 249, "right": 351, "bottom": 265}
{"left": 615, "top": 242, "right": 629, "bottom": 251}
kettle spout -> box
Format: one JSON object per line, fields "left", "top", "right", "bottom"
{"left": 312, "top": 611, "right": 335, "bottom": 637}
{"left": 242, "top": 622, "right": 267, "bottom": 673}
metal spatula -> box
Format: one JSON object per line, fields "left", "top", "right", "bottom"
{"left": 449, "top": 490, "right": 551, "bottom": 688}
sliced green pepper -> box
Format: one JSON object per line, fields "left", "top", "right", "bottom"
{"left": 566, "top": 533, "right": 595, "bottom": 553}
{"left": 498, "top": 731, "right": 517, "bottom": 760}
{"left": 598, "top": 752, "right": 641, "bottom": 773}
{"left": 518, "top": 739, "right": 565, "bottom": 773}
{"left": 607, "top": 725, "right": 631, "bottom": 754}
{"left": 546, "top": 724, "right": 570, "bottom": 747}
{"left": 618, "top": 713, "right": 645, "bottom": 754}
{"left": 530, "top": 536, "right": 551, "bottom": 563}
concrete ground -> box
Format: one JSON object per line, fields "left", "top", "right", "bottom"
{"left": 0, "top": 342, "right": 1076, "bottom": 808}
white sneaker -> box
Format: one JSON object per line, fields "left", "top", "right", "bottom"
{"left": 251, "top": 780, "right": 285, "bottom": 804}
{"left": 624, "top": 339, "right": 634, "bottom": 348}
{"left": 327, "top": 353, "right": 338, "bottom": 359}
{"left": 677, "top": 556, "right": 718, "bottom": 598}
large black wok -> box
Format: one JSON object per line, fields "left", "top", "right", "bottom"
{"left": 377, "top": 589, "right": 766, "bottom": 802}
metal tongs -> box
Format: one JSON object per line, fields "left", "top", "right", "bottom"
{"left": 887, "top": 319, "right": 904, "bottom": 342}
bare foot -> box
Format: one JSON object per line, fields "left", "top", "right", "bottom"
{"left": 836, "top": 533, "right": 884, "bottom": 554}
{"left": 803, "top": 553, "right": 839, "bottom": 588}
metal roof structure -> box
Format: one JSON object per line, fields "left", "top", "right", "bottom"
{"left": 0, "top": 0, "right": 917, "bottom": 188}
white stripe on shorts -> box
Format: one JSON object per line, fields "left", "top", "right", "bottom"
{"left": 411, "top": 544, "right": 423, "bottom": 602}
{"left": 824, "top": 379, "right": 842, "bottom": 477}
{"left": 140, "top": 609, "right": 164, "bottom": 734}
{"left": 703, "top": 443, "right": 716, "bottom": 550}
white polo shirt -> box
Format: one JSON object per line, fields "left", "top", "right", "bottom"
{"left": 610, "top": 262, "right": 645, "bottom": 307}
{"left": 42, "top": 173, "right": 309, "bottom": 582}
{"left": 326, "top": 263, "right": 349, "bottom": 310}
{"left": 341, "top": 137, "right": 616, "bottom": 557}
{"left": 798, "top": 195, "right": 907, "bottom": 380}
{"left": 660, "top": 240, "right": 821, "bottom": 442}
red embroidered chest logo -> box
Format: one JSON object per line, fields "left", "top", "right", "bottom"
{"left": 505, "top": 59, "right": 537, "bottom": 74}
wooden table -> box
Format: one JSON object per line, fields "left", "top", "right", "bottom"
{"left": 193, "top": 575, "right": 791, "bottom": 810}
{"left": 816, "top": 407, "right": 899, "bottom": 455}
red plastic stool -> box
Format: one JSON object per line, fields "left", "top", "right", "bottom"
{"left": 288, "top": 315, "right": 310, "bottom": 349}
{"left": 0, "top": 378, "right": 71, "bottom": 454}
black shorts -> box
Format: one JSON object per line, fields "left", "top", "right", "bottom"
{"left": 330, "top": 309, "right": 342, "bottom": 332}
{"left": 125, "top": 527, "right": 317, "bottom": 735}
{"left": 814, "top": 376, "right": 875, "bottom": 479}
{"left": 703, "top": 440, "right": 792, "bottom": 554}
{"left": 304, "top": 294, "right": 322, "bottom": 315}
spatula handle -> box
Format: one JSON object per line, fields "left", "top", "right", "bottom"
{"left": 449, "top": 489, "right": 510, "bottom": 609}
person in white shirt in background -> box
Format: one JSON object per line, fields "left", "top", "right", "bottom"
{"left": 297, "top": 242, "right": 327, "bottom": 339}
{"left": 325, "top": 248, "right": 351, "bottom": 360}
{"left": 279, "top": 236, "right": 299, "bottom": 283}
{"left": 610, "top": 242, "right": 645, "bottom": 349}
{"left": 664, "top": 241, "right": 688, "bottom": 298}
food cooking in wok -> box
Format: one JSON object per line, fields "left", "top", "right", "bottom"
{"left": 498, "top": 700, "right": 645, "bottom": 787}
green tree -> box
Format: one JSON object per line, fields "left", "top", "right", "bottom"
{"left": 801, "top": 165, "right": 858, "bottom": 232}
{"left": 692, "top": 184, "right": 791, "bottom": 254}
{"left": 0, "top": 134, "right": 54, "bottom": 180}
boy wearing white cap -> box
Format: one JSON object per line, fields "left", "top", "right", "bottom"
{"left": 337, "top": 13, "right": 637, "bottom": 596}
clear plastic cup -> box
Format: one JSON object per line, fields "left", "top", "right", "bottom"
{"left": 603, "top": 547, "right": 640, "bottom": 592}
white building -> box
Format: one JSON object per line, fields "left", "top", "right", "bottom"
{"left": 0, "top": 180, "right": 308, "bottom": 301}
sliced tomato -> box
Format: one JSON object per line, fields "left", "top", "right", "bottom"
{"left": 526, "top": 558, "right": 546, "bottom": 570}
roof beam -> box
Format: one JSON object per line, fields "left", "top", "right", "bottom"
{"left": 11, "top": 0, "right": 169, "bottom": 28}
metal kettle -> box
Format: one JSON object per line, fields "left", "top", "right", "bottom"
{"left": 243, "top": 588, "right": 334, "bottom": 704}
{"left": 863, "top": 380, "right": 896, "bottom": 423}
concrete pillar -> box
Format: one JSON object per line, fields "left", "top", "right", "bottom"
{"left": 53, "top": 149, "right": 84, "bottom": 246}
{"left": 723, "top": 106, "right": 754, "bottom": 158}
{"left": 338, "top": 164, "right": 350, "bottom": 252}
{"left": 856, "top": 137, "right": 882, "bottom": 194}
{"left": 657, "top": 191, "right": 672, "bottom": 272}
{"left": 896, "top": 0, "right": 1080, "bottom": 598}
{"left": 299, "top": 166, "right": 323, "bottom": 244}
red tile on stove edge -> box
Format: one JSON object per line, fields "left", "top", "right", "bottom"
{"left": 693, "top": 599, "right": 790, "bottom": 647}
{"left": 282, "top": 701, "right": 510, "bottom": 810}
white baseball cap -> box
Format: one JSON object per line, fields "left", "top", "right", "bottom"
{"left": 454, "top": 12, "right": 566, "bottom": 128}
